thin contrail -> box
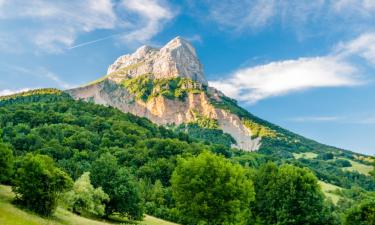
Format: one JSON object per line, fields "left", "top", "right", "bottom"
{"left": 68, "top": 33, "right": 123, "bottom": 50}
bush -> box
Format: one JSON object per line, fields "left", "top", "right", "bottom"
{"left": 171, "top": 151, "right": 255, "bottom": 225}
{"left": 13, "top": 154, "right": 73, "bottom": 216}
{"left": 64, "top": 172, "right": 109, "bottom": 216}
{"left": 0, "top": 142, "right": 13, "bottom": 183}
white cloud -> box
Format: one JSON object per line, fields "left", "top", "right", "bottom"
{"left": 210, "top": 56, "right": 361, "bottom": 103}
{"left": 0, "top": 0, "right": 175, "bottom": 53}
{"left": 121, "top": 0, "right": 175, "bottom": 44}
{"left": 210, "top": 31, "right": 375, "bottom": 103}
{"left": 0, "top": 88, "right": 31, "bottom": 97}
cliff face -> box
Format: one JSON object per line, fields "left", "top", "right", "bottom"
{"left": 67, "top": 37, "right": 261, "bottom": 151}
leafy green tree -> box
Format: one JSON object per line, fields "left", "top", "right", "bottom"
{"left": 64, "top": 172, "right": 109, "bottom": 216}
{"left": 0, "top": 142, "right": 13, "bottom": 183}
{"left": 13, "top": 154, "right": 73, "bottom": 216}
{"left": 90, "top": 153, "right": 144, "bottom": 219}
{"left": 344, "top": 198, "right": 375, "bottom": 225}
{"left": 253, "top": 162, "right": 337, "bottom": 225}
{"left": 171, "top": 151, "right": 255, "bottom": 225}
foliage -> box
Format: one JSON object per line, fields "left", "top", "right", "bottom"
{"left": 252, "top": 162, "right": 338, "bottom": 225}
{"left": 171, "top": 151, "right": 255, "bottom": 225}
{"left": 243, "top": 119, "right": 277, "bottom": 138}
{"left": 317, "top": 152, "right": 335, "bottom": 160}
{"left": 189, "top": 110, "right": 219, "bottom": 129}
{"left": 122, "top": 74, "right": 202, "bottom": 102}
{"left": 90, "top": 153, "right": 144, "bottom": 219}
{"left": 64, "top": 172, "right": 109, "bottom": 217}
{"left": 12, "top": 154, "right": 73, "bottom": 216}
{"left": 344, "top": 198, "right": 375, "bottom": 225}
{"left": 0, "top": 142, "right": 13, "bottom": 184}
{"left": 331, "top": 159, "right": 352, "bottom": 167}
{"left": 175, "top": 123, "right": 236, "bottom": 147}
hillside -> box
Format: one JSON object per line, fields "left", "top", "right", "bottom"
{"left": 0, "top": 185, "right": 177, "bottom": 225}
{"left": 0, "top": 89, "right": 374, "bottom": 224}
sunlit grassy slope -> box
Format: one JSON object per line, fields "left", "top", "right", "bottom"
{"left": 318, "top": 181, "right": 342, "bottom": 204}
{"left": 0, "top": 185, "right": 178, "bottom": 225}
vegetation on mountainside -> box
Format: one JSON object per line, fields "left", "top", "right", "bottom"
{"left": 0, "top": 88, "right": 67, "bottom": 106}
{"left": 0, "top": 90, "right": 374, "bottom": 225}
{"left": 122, "top": 74, "right": 202, "bottom": 102}
{"left": 174, "top": 123, "right": 236, "bottom": 148}
{"left": 243, "top": 119, "right": 277, "bottom": 138}
{"left": 189, "top": 110, "right": 219, "bottom": 129}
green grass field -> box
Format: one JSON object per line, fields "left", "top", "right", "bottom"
{"left": 0, "top": 185, "right": 178, "bottom": 225}
{"left": 318, "top": 181, "right": 343, "bottom": 204}
{"left": 340, "top": 158, "right": 373, "bottom": 176}
{"left": 293, "top": 152, "right": 318, "bottom": 159}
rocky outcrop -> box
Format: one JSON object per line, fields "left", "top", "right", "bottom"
{"left": 107, "top": 37, "right": 207, "bottom": 85}
{"left": 68, "top": 37, "right": 261, "bottom": 151}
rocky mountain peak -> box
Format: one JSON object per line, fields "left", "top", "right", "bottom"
{"left": 107, "top": 37, "right": 207, "bottom": 84}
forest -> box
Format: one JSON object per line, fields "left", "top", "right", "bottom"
{"left": 0, "top": 89, "right": 374, "bottom": 225}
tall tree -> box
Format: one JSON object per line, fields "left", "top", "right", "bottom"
{"left": 171, "top": 151, "right": 255, "bottom": 225}
{"left": 253, "top": 162, "right": 338, "bottom": 225}
{"left": 90, "top": 153, "right": 144, "bottom": 220}
{"left": 13, "top": 154, "right": 73, "bottom": 216}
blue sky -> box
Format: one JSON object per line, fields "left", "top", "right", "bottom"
{"left": 0, "top": 0, "right": 375, "bottom": 155}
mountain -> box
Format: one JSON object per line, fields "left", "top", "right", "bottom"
{"left": 66, "top": 37, "right": 281, "bottom": 151}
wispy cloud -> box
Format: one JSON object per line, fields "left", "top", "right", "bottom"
{"left": 0, "top": 64, "right": 74, "bottom": 90}
{"left": 189, "top": 0, "right": 375, "bottom": 37}
{"left": 290, "top": 116, "right": 343, "bottom": 123}
{"left": 335, "top": 32, "right": 375, "bottom": 65}
{"left": 289, "top": 113, "right": 375, "bottom": 124}
{"left": 0, "top": 0, "right": 176, "bottom": 53}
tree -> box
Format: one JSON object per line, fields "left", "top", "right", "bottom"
{"left": 0, "top": 142, "right": 13, "bottom": 183}
{"left": 171, "top": 151, "right": 255, "bottom": 225}
{"left": 64, "top": 172, "right": 109, "bottom": 216}
{"left": 344, "top": 198, "right": 375, "bottom": 225}
{"left": 253, "top": 162, "right": 337, "bottom": 225}
{"left": 13, "top": 154, "right": 73, "bottom": 216}
{"left": 90, "top": 153, "right": 144, "bottom": 220}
